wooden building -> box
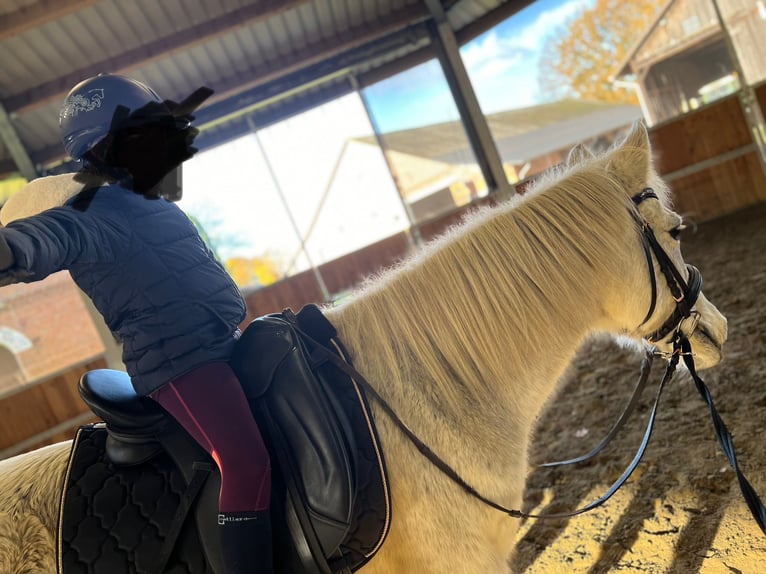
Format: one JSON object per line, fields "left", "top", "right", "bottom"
{"left": 615, "top": 0, "right": 766, "bottom": 125}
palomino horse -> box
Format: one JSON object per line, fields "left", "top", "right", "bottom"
{"left": 0, "top": 122, "right": 727, "bottom": 574}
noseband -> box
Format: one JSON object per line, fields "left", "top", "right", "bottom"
{"left": 631, "top": 187, "right": 703, "bottom": 343}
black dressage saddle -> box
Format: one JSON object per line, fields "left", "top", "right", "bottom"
{"left": 62, "top": 305, "right": 391, "bottom": 574}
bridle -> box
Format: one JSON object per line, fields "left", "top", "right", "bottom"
{"left": 630, "top": 187, "right": 703, "bottom": 344}
{"left": 299, "top": 189, "right": 766, "bottom": 534}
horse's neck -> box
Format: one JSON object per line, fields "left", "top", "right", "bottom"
{"left": 328, "top": 195, "right": 627, "bottom": 435}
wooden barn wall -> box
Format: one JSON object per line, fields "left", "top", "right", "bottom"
{"left": 242, "top": 268, "right": 325, "bottom": 322}
{"left": 317, "top": 232, "right": 413, "bottom": 295}
{"left": 648, "top": 94, "right": 766, "bottom": 221}
{"left": 0, "top": 358, "right": 105, "bottom": 459}
{"left": 242, "top": 233, "right": 415, "bottom": 319}
{"left": 756, "top": 81, "right": 766, "bottom": 121}
{"left": 418, "top": 195, "right": 497, "bottom": 242}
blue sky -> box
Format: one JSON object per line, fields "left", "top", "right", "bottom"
{"left": 363, "top": 0, "right": 592, "bottom": 133}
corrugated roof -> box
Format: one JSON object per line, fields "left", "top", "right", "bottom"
{"left": 359, "top": 100, "right": 642, "bottom": 163}
{"left": 0, "top": 0, "right": 522, "bottom": 180}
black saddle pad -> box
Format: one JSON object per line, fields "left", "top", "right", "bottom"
{"left": 58, "top": 425, "right": 212, "bottom": 574}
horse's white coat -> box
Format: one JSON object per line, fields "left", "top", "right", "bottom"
{"left": 0, "top": 441, "right": 70, "bottom": 574}
{"left": 0, "top": 174, "right": 85, "bottom": 225}
{"left": 0, "top": 123, "right": 727, "bottom": 573}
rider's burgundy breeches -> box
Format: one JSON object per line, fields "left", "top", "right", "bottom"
{"left": 150, "top": 362, "right": 271, "bottom": 512}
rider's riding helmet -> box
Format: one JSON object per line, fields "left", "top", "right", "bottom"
{"left": 59, "top": 73, "right": 170, "bottom": 163}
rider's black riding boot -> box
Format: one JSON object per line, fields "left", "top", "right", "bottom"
{"left": 217, "top": 510, "right": 274, "bottom": 574}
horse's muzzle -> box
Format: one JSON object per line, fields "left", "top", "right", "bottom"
{"left": 687, "top": 293, "right": 728, "bottom": 370}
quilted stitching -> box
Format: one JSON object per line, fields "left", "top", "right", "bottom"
{"left": 60, "top": 427, "right": 212, "bottom": 574}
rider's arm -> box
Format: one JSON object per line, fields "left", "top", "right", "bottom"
{"left": 0, "top": 227, "right": 32, "bottom": 286}
{"left": 0, "top": 207, "right": 103, "bottom": 285}
{"left": 0, "top": 233, "right": 13, "bottom": 270}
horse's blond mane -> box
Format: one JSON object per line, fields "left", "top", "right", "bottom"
{"left": 328, "top": 136, "right": 653, "bottom": 417}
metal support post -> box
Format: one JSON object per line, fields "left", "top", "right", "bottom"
{"left": 424, "top": 0, "right": 514, "bottom": 200}
{"left": 0, "top": 101, "right": 38, "bottom": 181}
{"left": 246, "top": 115, "right": 332, "bottom": 302}
{"left": 351, "top": 74, "right": 422, "bottom": 248}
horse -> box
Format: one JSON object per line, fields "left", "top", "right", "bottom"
{"left": 0, "top": 121, "right": 728, "bottom": 574}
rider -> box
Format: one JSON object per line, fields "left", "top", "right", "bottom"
{"left": 0, "top": 74, "right": 273, "bottom": 574}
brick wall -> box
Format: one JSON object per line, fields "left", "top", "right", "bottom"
{"left": 0, "top": 272, "right": 105, "bottom": 386}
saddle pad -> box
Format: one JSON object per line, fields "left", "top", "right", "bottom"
{"left": 58, "top": 424, "right": 212, "bottom": 574}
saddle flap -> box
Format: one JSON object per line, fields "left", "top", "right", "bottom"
{"left": 231, "top": 307, "right": 392, "bottom": 571}
{"left": 231, "top": 313, "right": 356, "bottom": 557}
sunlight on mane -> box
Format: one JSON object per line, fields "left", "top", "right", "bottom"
{"left": 328, "top": 130, "right": 652, "bottom": 417}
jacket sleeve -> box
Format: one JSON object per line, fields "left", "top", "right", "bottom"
{"left": 0, "top": 207, "right": 113, "bottom": 285}
{"left": 0, "top": 233, "right": 14, "bottom": 270}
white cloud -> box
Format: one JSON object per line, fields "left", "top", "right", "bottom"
{"left": 516, "top": 0, "right": 592, "bottom": 51}
{"left": 462, "top": 34, "right": 524, "bottom": 81}
{"left": 459, "top": 0, "right": 595, "bottom": 113}
{"left": 462, "top": 0, "right": 593, "bottom": 71}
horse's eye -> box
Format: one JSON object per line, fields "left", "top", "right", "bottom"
{"left": 669, "top": 224, "right": 686, "bottom": 240}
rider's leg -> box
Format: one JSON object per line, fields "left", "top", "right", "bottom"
{"left": 151, "top": 362, "right": 273, "bottom": 574}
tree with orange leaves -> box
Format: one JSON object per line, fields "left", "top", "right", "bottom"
{"left": 538, "top": 0, "right": 661, "bottom": 105}
{"left": 225, "top": 256, "right": 282, "bottom": 288}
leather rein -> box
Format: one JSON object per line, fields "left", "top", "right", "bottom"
{"left": 301, "top": 187, "right": 766, "bottom": 534}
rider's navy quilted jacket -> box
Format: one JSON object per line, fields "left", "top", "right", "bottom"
{"left": 0, "top": 183, "right": 246, "bottom": 396}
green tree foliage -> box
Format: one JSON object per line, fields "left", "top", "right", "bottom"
{"left": 186, "top": 210, "right": 284, "bottom": 287}
{"left": 185, "top": 210, "right": 247, "bottom": 262}
{"left": 538, "top": 0, "right": 660, "bottom": 104}
{"left": 186, "top": 212, "right": 221, "bottom": 259}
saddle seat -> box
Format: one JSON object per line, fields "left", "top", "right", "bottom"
{"left": 79, "top": 369, "right": 167, "bottom": 466}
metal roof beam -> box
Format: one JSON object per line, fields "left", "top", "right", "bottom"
{"left": 0, "top": 0, "right": 98, "bottom": 41}
{"left": 11, "top": 0, "right": 531, "bottom": 176}
{"left": 455, "top": 0, "right": 536, "bottom": 45}
{"left": 7, "top": 3, "right": 434, "bottom": 172}
{"left": 357, "top": 0, "right": 532, "bottom": 89}
{"left": 0, "top": 102, "right": 38, "bottom": 180}
{"left": 194, "top": 79, "right": 355, "bottom": 153}
{"left": 15, "top": 8, "right": 428, "bottom": 173}
{"left": 196, "top": 4, "right": 428, "bottom": 109}
{"left": 5, "top": 0, "right": 315, "bottom": 114}
{"left": 196, "top": 12, "right": 431, "bottom": 122}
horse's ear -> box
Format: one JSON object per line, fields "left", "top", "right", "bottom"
{"left": 566, "top": 143, "right": 595, "bottom": 167}
{"left": 607, "top": 121, "right": 651, "bottom": 189}
{"left": 621, "top": 120, "right": 651, "bottom": 152}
